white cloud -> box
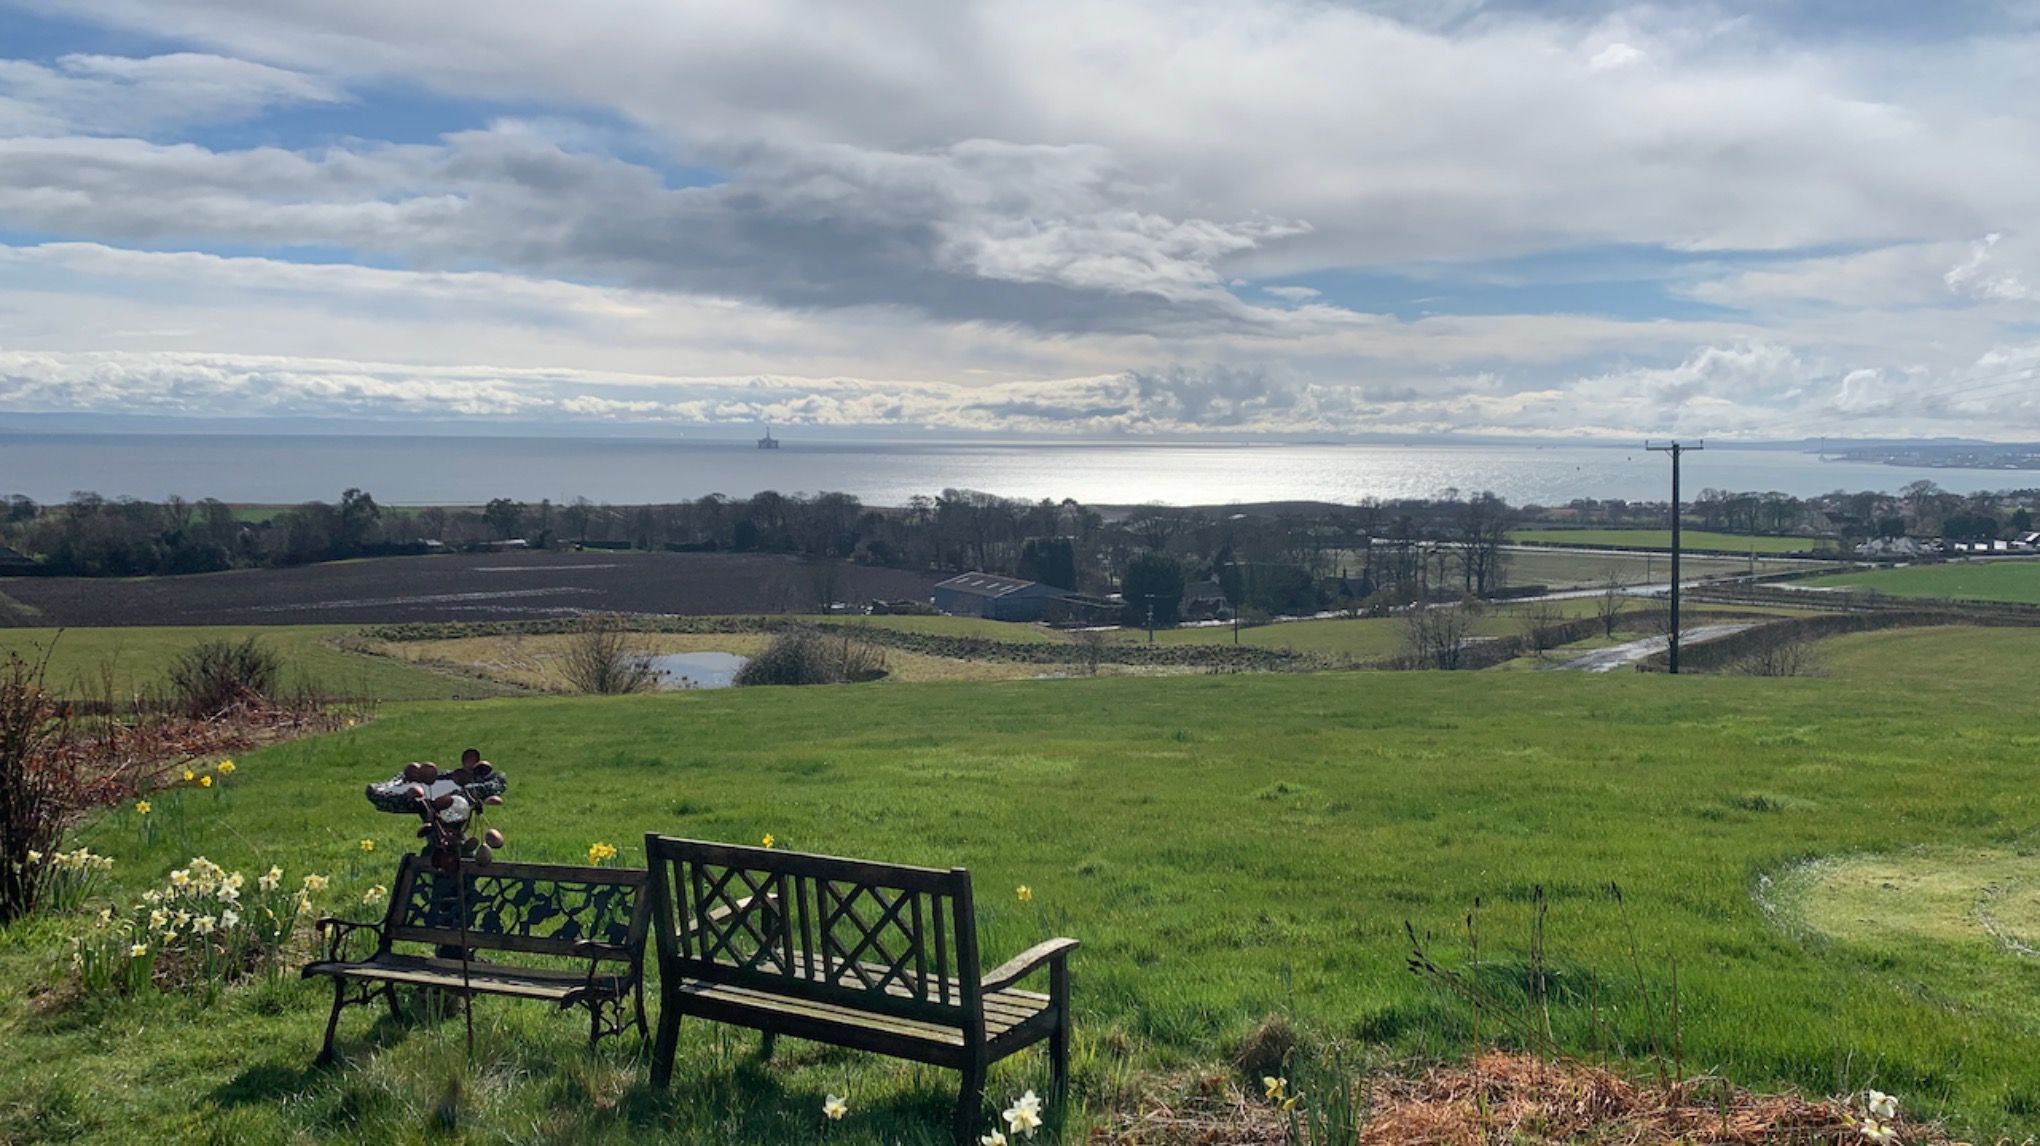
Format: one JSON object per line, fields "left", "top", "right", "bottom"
{"left": 0, "top": 52, "right": 341, "bottom": 136}
{"left": 1, "top": 3, "right": 2039, "bottom": 438}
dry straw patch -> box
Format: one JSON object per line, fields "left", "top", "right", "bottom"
{"left": 1094, "top": 1053, "right": 1958, "bottom": 1146}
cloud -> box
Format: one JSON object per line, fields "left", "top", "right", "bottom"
{"left": 0, "top": 52, "right": 341, "bottom": 136}
{"left": 1, "top": 3, "right": 2040, "bottom": 439}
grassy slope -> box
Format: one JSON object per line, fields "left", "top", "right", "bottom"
{"left": 1512, "top": 529, "right": 1826, "bottom": 554}
{"left": 5, "top": 661, "right": 2040, "bottom": 1141}
{"left": 1802, "top": 560, "right": 2040, "bottom": 605}
{"left": 0, "top": 625, "right": 510, "bottom": 701}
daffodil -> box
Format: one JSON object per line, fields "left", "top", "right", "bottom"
{"left": 198, "top": 775, "right": 213, "bottom": 788}
{"left": 303, "top": 874, "right": 329, "bottom": 892}
{"left": 219, "top": 908, "right": 240, "bottom": 929}
{"left": 1016, "top": 885, "right": 1032, "bottom": 903}
{"left": 129, "top": 943, "right": 149, "bottom": 959}
{"left": 135, "top": 800, "right": 151, "bottom": 815}
{"left": 823, "top": 1094, "right": 848, "bottom": 1121}
{"left": 587, "top": 842, "right": 618, "bottom": 865}
{"left": 217, "top": 760, "right": 235, "bottom": 774}
{"left": 1263, "top": 1076, "right": 1287, "bottom": 1101}
{"left": 259, "top": 866, "right": 282, "bottom": 892}
{"left": 1865, "top": 1091, "right": 1898, "bottom": 1121}
{"left": 170, "top": 870, "right": 191, "bottom": 889}
{"left": 981, "top": 1132, "right": 1008, "bottom": 1146}
{"left": 183, "top": 770, "right": 195, "bottom": 783}
{"left": 762, "top": 834, "right": 775, "bottom": 849}
{"left": 149, "top": 909, "right": 168, "bottom": 928}
{"left": 24, "top": 850, "right": 40, "bottom": 865}
{"left": 1001, "top": 1090, "right": 1043, "bottom": 1138}
{"left": 192, "top": 916, "right": 217, "bottom": 936}
{"left": 1858, "top": 1116, "right": 1896, "bottom": 1146}
{"left": 362, "top": 885, "right": 387, "bottom": 907}
{"left": 359, "top": 839, "right": 375, "bottom": 852}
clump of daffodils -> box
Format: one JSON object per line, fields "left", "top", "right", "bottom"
{"left": 20, "top": 847, "right": 115, "bottom": 914}
{"left": 72, "top": 856, "right": 330, "bottom": 996}
{"left": 587, "top": 842, "right": 619, "bottom": 866}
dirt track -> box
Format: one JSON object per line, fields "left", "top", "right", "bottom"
{"left": 0, "top": 551, "right": 941, "bottom": 627}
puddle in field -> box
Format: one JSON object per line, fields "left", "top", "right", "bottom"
{"left": 649, "top": 652, "right": 748, "bottom": 689}
{"left": 1760, "top": 849, "right": 2040, "bottom": 956}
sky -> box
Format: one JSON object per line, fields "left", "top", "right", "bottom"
{"left": 0, "top": 0, "right": 2038, "bottom": 440}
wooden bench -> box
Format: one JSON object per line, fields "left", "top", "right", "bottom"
{"left": 645, "top": 834, "right": 1078, "bottom": 1145}
{"left": 302, "top": 854, "right": 650, "bottom": 1063}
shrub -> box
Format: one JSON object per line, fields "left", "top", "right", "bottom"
{"left": 168, "top": 637, "right": 281, "bottom": 718}
{"left": 0, "top": 648, "right": 73, "bottom": 924}
{"left": 735, "top": 626, "right": 886, "bottom": 686}
{"left": 560, "top": 614, "right": 663, "bottom": 695}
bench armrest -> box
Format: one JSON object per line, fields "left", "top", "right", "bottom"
{"left": 981, "top": 937, "right": 1079, "bottom": 993}
{"left": 569, "top": 939, "right": 637, "bottom": 962}
{"left": 314, "top": 916, "right": 384, "bottom": 963}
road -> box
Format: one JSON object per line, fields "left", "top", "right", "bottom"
{"left": 1542, "top": 623, "right": 1755, "bottom": 672}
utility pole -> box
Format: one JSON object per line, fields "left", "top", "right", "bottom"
{"left": 1646, "top": 440, "right": 1704, "bottom": 672}
{"left": 1145, "top": 593, "right": 1156, "bottom": 644}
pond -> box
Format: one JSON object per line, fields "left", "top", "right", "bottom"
{"left": 647, "top": 651, "right": 749, "bottom": 689}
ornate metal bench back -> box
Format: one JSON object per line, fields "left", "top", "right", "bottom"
{"left": 387, "top": 854, "right": 651, "bottom": 961}
{"left": 647, "top": 835, "right": 981, "bottom": 1026}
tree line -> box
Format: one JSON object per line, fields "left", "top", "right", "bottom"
{"left": 6, "top": 479, "right": 2036, "bottom": 617}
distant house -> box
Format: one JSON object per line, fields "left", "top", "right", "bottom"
{"left": 0, "top": 545, "right": 32, "bottom": 570}
{"left": 1180, "top": 578, "right": 1229, "bottom": 620}
{"left": 1853, "top": 536, "right": 1933, "bottom": 560}
{"left": 933, "top": 572, "right": 1062, "bottom": 621}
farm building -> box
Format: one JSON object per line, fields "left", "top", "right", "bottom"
{"left": 933, "top": 572, "right": 1062, "bottom": 621}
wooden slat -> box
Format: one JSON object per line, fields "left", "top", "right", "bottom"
{"left": 647, "top": 836, "right": 958, "bottom": 894}
{"left": 934, "top": 894, "right": 949, "bottom": 1006}
{"left": 910, "top": 892, "right": 926, "bottom": 1001}
{"left": 385, "top": 924, "right": 618, "bottom": 961}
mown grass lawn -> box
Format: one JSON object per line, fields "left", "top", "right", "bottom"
{"left": 0, "top": 625, "right": 510, "bottom": 702}
{"left": 1802, "top": 559, "right": 2040, "bottom": 605}
{"left": 1512, "top": 529, "right": 1831, "bottom": 555}
{"left": 5, "top": 660, "right": 2040, "bottom": 1142}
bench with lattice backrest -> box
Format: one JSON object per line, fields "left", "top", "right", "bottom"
{"left": 301, "top": 855, "right": 649, "bottom": 1062}
{"left": 645, "top": 835, "right": 1077, "bottom": 1145}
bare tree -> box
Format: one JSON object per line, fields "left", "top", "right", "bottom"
{"left": 1400, "top": 599, "right": 1481, "bottom": 670}
{"left": 1594, "top": 566, "right": 1629, "bottom": 637}
{"left": 1067, "top": 629, "right": 1107, "bottom": 676}
{"left": 560, "top": 614, "right": 662, "bottom": 694}
{"left": 1518, "top": 603, "right": 1566, "bottom": 658}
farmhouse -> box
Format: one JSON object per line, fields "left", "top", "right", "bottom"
{"left": 932, "top": 572, "right": 1062, "bottom": 621}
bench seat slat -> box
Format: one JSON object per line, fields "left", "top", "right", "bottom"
{"left": 670, "top": 979, "right": 1054, "bottom": 1049}
{"left": 304, "top": 954, "right": 633, "bottom": 1000}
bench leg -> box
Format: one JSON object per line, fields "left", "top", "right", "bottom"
{"left": 953, "top": 1060, "right": 986, "bottom": 1146}
{"left": 650, "top": 998, "right": 681, "bottom": 1088}
{"left": 757, "top": 1032, "right": 776, "bottom": 1061}
{"left": 384, "top": 983, "right": 404, "bottom": 1023}
{"left": 1050, "top": 957, "right": 1072, "bottom": 1107}
{"left": 317, "top": 979, "right": 347, "bottom": 1065}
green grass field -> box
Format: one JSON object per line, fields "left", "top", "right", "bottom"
{"left": 0, "top": 625, "right": 510, "bottom": 702}
{"left": 1802, "top": 560, "right": 2040, "bottom": 605}
{"left": 1512, "top": 529, "right": 1831, "bottom": 555}
{"left": 7, "top": 649, "right": 2040, "bottom": 1142}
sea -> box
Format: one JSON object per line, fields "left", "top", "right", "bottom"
{"left": 0, "top": 433, "right": 2027, "bottom": 508}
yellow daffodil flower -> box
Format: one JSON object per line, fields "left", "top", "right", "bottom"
{"left": 823, "top": 1094, "right": 848, "bottom": 1120}
{"left": 198, "top": 775, "right": 213, "bottom": 788}
{"left": 1016, "top": 885, "right": 1032, "bottom": 902}
{"left": 1263, "top": 1076, "right": 1287, "bottom": 1101}
{"left": 359, "top": 839, "right": 375, "bottom": 852}
{"left": 762, "top": 834, "right": 775, "bottom": 849}
{"left": 129, "top": 943, "right": 149, "bottom": 958}
{"left": 135, "top": 800, "right": 151, "bottom": 815}
{"left": 217, "top": 760, "right": 235, "bottom": 774}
